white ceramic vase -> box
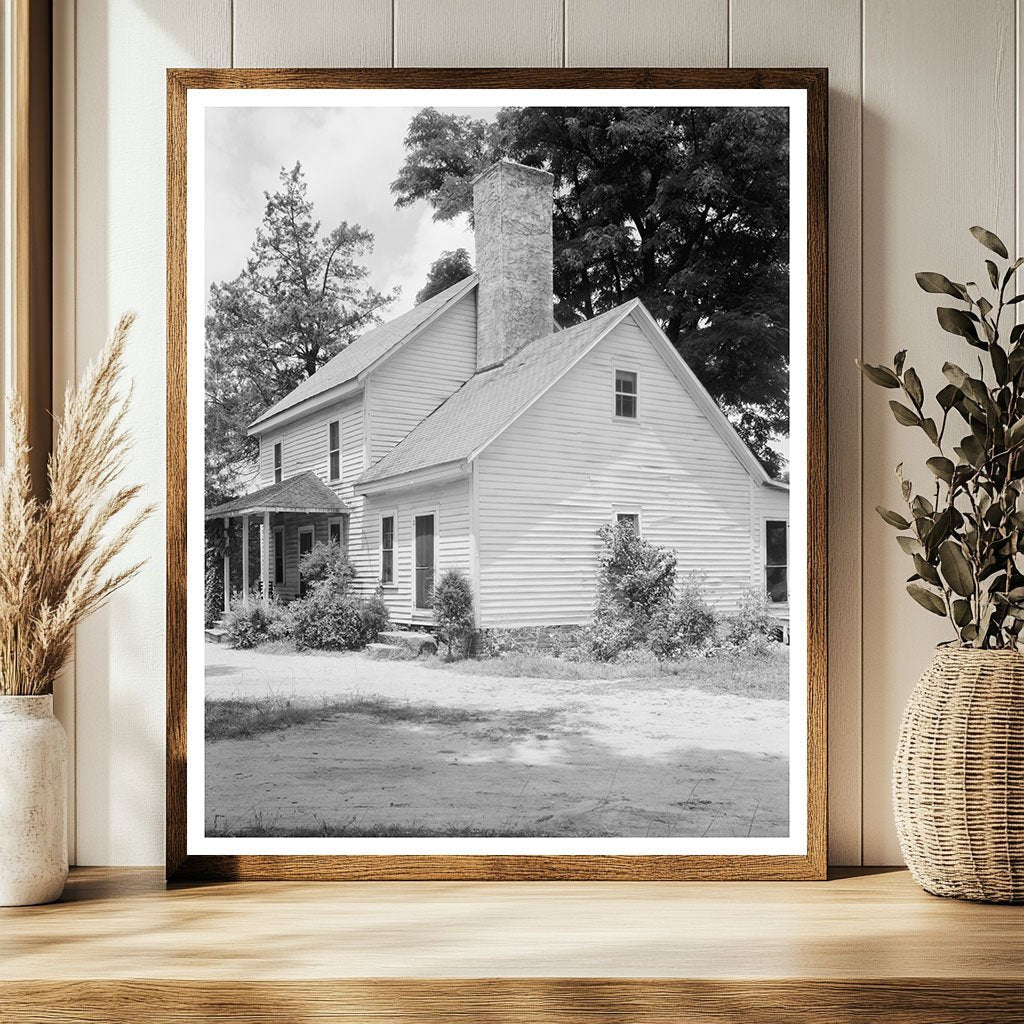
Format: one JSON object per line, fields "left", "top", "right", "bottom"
{"left": 0, "top": 695, "right": 68, "bottom": 906}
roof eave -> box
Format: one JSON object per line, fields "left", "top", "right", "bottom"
{"left": 356, "top": 459, "right": 469, "bottom": 496}
{"left": 248, "top": 378, "right": 362, "bottom": 436}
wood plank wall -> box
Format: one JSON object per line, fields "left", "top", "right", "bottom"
{"left": 52, "top": 0, "right": 1022, "bottom": 866}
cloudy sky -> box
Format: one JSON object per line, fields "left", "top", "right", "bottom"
{"left": 204, "top": 105, "right": 497, "bottom": 316}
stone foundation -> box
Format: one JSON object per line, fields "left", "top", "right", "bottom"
{"left": 470, "top": 624, "right": 584, "bottom": 658}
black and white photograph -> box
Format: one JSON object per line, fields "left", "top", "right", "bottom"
{"left": 184, "top": 85, "right": 810, "bottom": 860}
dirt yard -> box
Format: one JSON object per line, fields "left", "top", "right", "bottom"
{"left": 205, "top": 643, "right": 790, "bottom": 838}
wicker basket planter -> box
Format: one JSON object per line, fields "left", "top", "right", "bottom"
{"left": 893, "top": 648, "right": 1024, "bottom": 902}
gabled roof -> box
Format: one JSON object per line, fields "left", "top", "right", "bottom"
{"left": 206, "top": 471, "right": 349, "bottom": 520}
{"left": 248, "top": 274, "right": 478, "bottom": 432}
{"left": 357, "top": 302, "right": 636, "bottom": 486}
{"left": 357, "top": 298, "right": 776, "bottom": 491}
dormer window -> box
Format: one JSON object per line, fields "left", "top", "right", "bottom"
{"left": 273, "top": 442, "right": 282, "bottom": 483}
{"left": 614, "top": 370, "right": 637, "bottom": 419}
{"left": 328, "top": 420, "right": 341, "bottom": 481}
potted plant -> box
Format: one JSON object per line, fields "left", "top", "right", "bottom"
{"left": 859, "top": 227, "right": 1024, "bottom": 902}
{"left": 0, "top": 315, "right": 150, "bottom": 905}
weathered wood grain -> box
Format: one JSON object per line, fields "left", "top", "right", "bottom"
{"left": 2, "top": 867, "right": 1023, "bottom": 1021}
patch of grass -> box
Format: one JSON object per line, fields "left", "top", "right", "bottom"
{"left": 206, "top": 693, "right": 489, "bottom": 742}
{"left": 435, "top": 649, "right": 790, "bottom": 700}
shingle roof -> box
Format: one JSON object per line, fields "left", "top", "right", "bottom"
{"left": 206, "top": 471, "right": 349, "bottom": 519}
{"left": 248, "top": 275, "right": 478, "bottom": 430}
{"left": 357, "top": 301, "right": 636, "bottom": 486}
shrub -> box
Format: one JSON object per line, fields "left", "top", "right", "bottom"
{"left": 587, "top": 521, "right": 678, "bottom": 661}
{"left": 595, "top": 521, "right": 677, "bottom": 618}
{"left": 724, "top": 589, "right": 780, "bottom": 653}
{"left": 648, "top": 578, "right": 718, "bottom": 658}
{"left": 299, "top": 540, "right": 354, "bottom": 592}
{"left": 432, "top": 569, "right": 475, "bottom": 658}
{"left": 291, "top": 589, "right": 389, "bottom": 651}
{"left": 223, "top": 595, "right": 292, "bottom": 649}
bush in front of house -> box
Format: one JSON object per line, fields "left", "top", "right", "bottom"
{"left": 223, "top": 595, "right": 292, "bottom": 649}
{"left": 290, "top": 542, "right": 389, "bottom": 651}
{"left": 586, "top": 521, "right": 678, "bottom": 661}
{"left": 432, "top": 569, "right": 475, "bottom": 659}
{"left": 647, "top": 577, "right": 718, "bottom": 658}
{"left": 723, "top": 588, "right": 781, "bottom": 655}
{"left": 298, "top": 539, "right": 354, "bottom": 590}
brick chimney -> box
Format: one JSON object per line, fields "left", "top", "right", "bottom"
{"left": 472, "top": 159, "right": 554, "bottom": 370}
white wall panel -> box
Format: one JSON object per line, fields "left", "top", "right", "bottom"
{"left": 730, "top": 0, "right": 863, "bottom": 866}
{"left": 861, "top": 0, "right": 1017, "bottom": 864}
{"left": 70, "top": 0, "right": 231, "bottom": 865}
{"left": 394, "top": 0, "right": 562, "bottom": 67}
{"left": 233, "top": 0, "right": 392, "bottom": 67}
{"left": 566, "top": 0, "right": 728, "bottom": 67}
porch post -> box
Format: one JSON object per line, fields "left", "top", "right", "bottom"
{"left": 222, "top": 516, "right": 230, "bottom": 613}
{"left": 241, "top": 514, "right": 250, "bottom": 602}
{"left": 261, "top": 510, "right": 271, "bottom": 602}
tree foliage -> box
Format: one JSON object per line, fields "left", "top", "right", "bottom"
{"left": 206, "top": 163, "right": 396, "bottom": 501}
{"left": 392, "top": 106, "right": 790, "bottom": 474}
{"left": 860, "top": 227, "right": 1024, "bottom": 649}
{"left": 433, "top": 568, "right": 475, "bottom": 658}
{"left": 416, "top": 248, "right": 474, "bottom": 304}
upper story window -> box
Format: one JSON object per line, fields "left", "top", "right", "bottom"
{"left": 273, "top": 442, "right": 282, "bottom": 484}
{"left": 766, "top": 519, "right": 788, "bottom": 603}
{"left": 614, "top": 370, "right": 638, "bottom": 419}
{"left": 328, "top": 420, "right": 341, "bottom": 481}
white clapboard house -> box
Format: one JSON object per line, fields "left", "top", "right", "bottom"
{"left": 208, "top": 159, "right": 790, "bottom": 632}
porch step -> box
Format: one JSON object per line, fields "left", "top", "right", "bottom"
{"left": 205, "top": 628, "right": 228, "bottom": 644}
{"left": 378, "top": 630, "right": 438, "bottom": 655}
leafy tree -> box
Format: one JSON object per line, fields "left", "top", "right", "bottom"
{"left": 416, "top": 248, "right": 474, "bottom": 304}
{"left": 433, "top": 568, "right": 475, "bottom": 658}
{"left": 392, "top": 106, "right": 790, "bottom": 474}
{"left": 206, "top": 163, "right": 397, "bottom": 501}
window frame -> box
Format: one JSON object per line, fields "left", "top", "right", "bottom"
{"left": 273, "top": 441, "right": 283, "bottom": 484}
{"left": 764, "top": 516, "right": 789, "bottom": 605}
{"left": 328, "top": 516, "right": 346, "bottom": 553}
{"left": 379, "top": 510, "right": 397, "bottom": 588}
{"left": 613, "top": 367, "right": 639, "bottom": 421}
{"left": 410, "top": 503, "right": 440, "bottom": 613}
{"left": 327, "top": 419, "right": 341, "bottom": 482}
{"left": 613, "top": 505, "right": 643, "bottom": 536}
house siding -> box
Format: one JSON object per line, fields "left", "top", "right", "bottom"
{"left": 474, "top": 317, "right": 779, "bottom": 627}
{"left": 366, "top": 291, "right": 478, "bottom": 465}
{"left": 353, "top": 476, "right": 473, "bottom": 624}
{"left": 254, "top": 393, "right": 365, "bottom": 596}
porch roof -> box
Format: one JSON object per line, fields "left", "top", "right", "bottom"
{"left": 206, "top": 471, "right": 349, "bottom": 520}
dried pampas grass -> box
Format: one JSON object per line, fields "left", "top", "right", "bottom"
{"left": 0, "top": 313, "right": 153, "bottom": 695}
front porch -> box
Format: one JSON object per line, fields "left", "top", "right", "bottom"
{"left": 206, "top": 471, "right": 349, "bottom": 613}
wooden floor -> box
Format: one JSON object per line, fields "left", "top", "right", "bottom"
{"left": 2, "top": 867, "right": 1022, "bottom": 1022}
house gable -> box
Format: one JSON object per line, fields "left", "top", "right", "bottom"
{"left": 473, "top": 315, "right": 778, "bottom": 626}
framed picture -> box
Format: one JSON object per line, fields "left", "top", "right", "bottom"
{"left": 167, "top": 68, "right": 827, "bottom": 881}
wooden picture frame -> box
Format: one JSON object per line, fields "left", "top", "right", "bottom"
{"left": 167, "top": 68, "right": 827, "bottom": 882}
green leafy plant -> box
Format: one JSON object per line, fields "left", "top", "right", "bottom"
{"left": 432, "top": 568, "right": 475, "bottom": 659}
{"left": 859, "top": 226, "right": 1024, "bottom": 648}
